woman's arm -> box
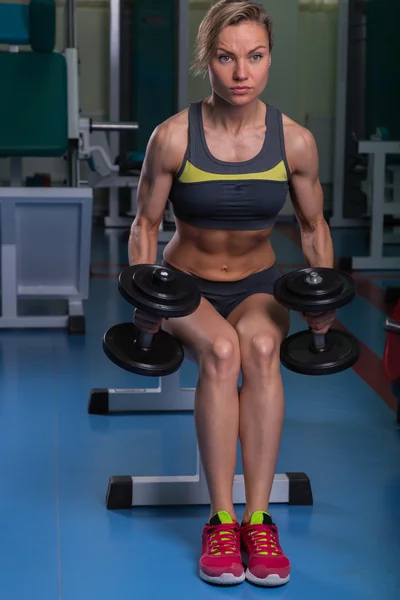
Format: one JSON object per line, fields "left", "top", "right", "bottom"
{"left": 287, "top": 127, "right": 334, "bottom": 269}
{"left": 128, "top": 121, "right": 180, "bottom": 265}
{"left": 285, "top": 124, "right": 335, "bottom": 333}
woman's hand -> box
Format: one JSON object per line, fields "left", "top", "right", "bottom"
{"left": 304, "top": 311, "right": 336, "bottom": 335}
{"left": 133, "top": 308, "right": 163, "bottom": 334}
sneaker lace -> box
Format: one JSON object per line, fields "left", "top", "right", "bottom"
{"left": 248, "top": 525, "right": 281, "bottom": 556}
{"left": 207, "top": 524, "right": 239, "bottom": 556}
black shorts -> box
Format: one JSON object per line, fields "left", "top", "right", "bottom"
{"left": 161, "top": 260, "right": 281, "bottom": 319}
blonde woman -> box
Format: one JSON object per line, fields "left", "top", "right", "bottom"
{"left": 129, "top": 0, "right": 335, "bottom": 587}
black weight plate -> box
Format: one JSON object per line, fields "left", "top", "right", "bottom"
{"left": 280, "top": 329, "right": 360, "bottom": 376}
{"left": 103, "top": 323, "right": 184, "bottom": 377}
{"left": 274, "top": 268, "right": 356, "bottom": 313}
{"left": 118, "top": 264, "right": 201, "bottom": 318}
{"left": 286, "top": 269, "right": 343, "bottom": 298}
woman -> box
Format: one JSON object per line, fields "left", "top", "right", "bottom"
{"left": 128, "top": 0, "right": 335, "bottom": 588}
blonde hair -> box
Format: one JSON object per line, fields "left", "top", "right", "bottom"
{"left": 192, "top": 0, "right": 273, "bottom": 76}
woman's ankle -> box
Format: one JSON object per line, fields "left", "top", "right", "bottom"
{"left": 242, "top": 506, "right": 269, "bottom": 524}
{"left": 209, "top": 506, "right": 237, "bottom": 522}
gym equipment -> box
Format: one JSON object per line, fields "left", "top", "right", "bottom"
{"left": 88, "top": 371, "right": 313, "bottom": 508}
{"left": 274, "top": 268, "right": 360, "bottom": 375}
{"left": 383, "top": 300, "right": 400, "bottom": 425}
{"left": 102, "top": 264, "right": 201, "bottom": 376}
{"left": 103, "top": 324, "right": 186, "bottom": 377}
{"left": 79, "top": 118, "right": 139, "bottom": 183}
{"left": 92, "top": 264, "right": 313, "bottom": 509}
{"left": 385, "top": 319, "right": 400, "bottom": 336}
{"left": 106, "top": 471, "right": 312, "bottom": 510}
{"left": 0, "top": 188, "right": 92, "bottom": 332}
{"left": 105, "top": 0, "right": 188, "bottom": 234}
{"left": 330, "top": 0, "right": 400, "bottom": 270}
{"left": 0, "top": 0, "right": 92, "bottom": 332}
{"left": 0, "top": 0, "right": 143, "bottom": 331}
{"left": 384, "top": 301, "right": 400, "bottom": 384}
{"left": 89, "top": 370, "right": 195, "bottom": 414}
{"left": 337, "top": 139, "right": 400, "bottom": 271}
{"left": 385, "top": 287, "right": 400, "bottom": 304}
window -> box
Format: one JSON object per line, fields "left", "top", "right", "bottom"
{"left": 299, "top": 0, "right": 339, "bottom": 10}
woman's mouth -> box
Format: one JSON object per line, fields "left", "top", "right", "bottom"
{"left": 231, "top": 86, "right": 251, "bottom": 95}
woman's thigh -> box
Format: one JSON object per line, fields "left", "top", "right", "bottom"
{"left": 162, "top": 296, "right": 240, "bottom": 365}
{"left": 228, "top": 293, "right": 289, "bottom": 336}
{"left": 227, "top": 293, "right": 290, "bottom": 371}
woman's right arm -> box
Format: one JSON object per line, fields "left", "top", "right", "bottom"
{"left": 128, "top": 121, "right": 179, "bottom": 266}
{"left": 128, "top": 120, "right": 183, "bottom": 333}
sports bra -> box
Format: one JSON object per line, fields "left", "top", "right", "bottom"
{"left": 168, "top": 101, "right": 291, "bottom": 231}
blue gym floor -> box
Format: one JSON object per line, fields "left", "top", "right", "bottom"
{"left": 1, "top": 223, "right": 400, "bottom": 600}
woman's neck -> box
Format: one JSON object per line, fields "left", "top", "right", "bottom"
{"left": 204, "top": 93, "right": 263, "bottom": 135}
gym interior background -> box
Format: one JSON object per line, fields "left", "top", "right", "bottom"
{"left": 0, "top": 0, "right": 399, "bottom": 598}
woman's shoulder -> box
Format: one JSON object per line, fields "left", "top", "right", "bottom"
{"left": 151, "top": 107, "right": 190, "bottom": 153}
{"left": 157, "top": 107, "right": 190, "bottom": 137}
{"left": 281, "top": 113, "right": 317, "bottom": 156}
{"left": 277, "top": 112, "right": 318, "bottom": 174}
{"left": 145, "top": 107, "right": 191, "bottom": 173}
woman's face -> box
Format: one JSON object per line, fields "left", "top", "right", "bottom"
{"left": 208, "top": 21, "right": 271, "bottom": 106}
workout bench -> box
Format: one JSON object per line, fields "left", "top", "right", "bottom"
{"left": 90, "top": 262, "right": 363, "bottom": 510}
{"left": 89, "top": 371, "right": 313, "bottom": 510}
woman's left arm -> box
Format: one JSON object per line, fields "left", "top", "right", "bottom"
{"left": 288, "top": 127, "right": 334, "bottom": 269}
{"left": 287, "top": 126, "right": 336, "bottom": 333}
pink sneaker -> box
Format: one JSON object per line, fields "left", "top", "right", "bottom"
{"left": 241, "top": 511, "right": 290, "bottom": 586}
{"left": 199, "top": 511, "right": 245, "bottom": 585}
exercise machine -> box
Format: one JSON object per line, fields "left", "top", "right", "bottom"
{"left": 350, "top": 139, "right": 400, "bottom": 270}
{"left": 0, "top": 0, "right": 143, "bottom": 332}
{"left": 331, "top": 0, "right": 400, "bottom": 271}
{"left": 104, "top": 0, "right": 189, "bottom": 239}
{"left": 0, "top": 0, "right": 92, "bottom": 332}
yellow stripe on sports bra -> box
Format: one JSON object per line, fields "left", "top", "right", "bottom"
{"left": 178, "top": 160, "right": 288, "bottom": 184}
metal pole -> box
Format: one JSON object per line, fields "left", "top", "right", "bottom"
{"left": 330, "top": 0, "right": 350, "bottom": 227}
{"left": 66, "top": 0, "right": 79, "bottom": 187}
{"left": 91, "top": 122, "right": 139, "bottom": 132}
{"left": 107, "top": 0, "right": 121, "bottom": 223}
{"left": 67, "top": 0, "right": 77, "bottom": 49}
{"left": 177, "top": 0, "right": 189, "bottom": 111}
{"left": 384, "top": 319, "right": 400, "bottom": 335}
{"left": 109, "top": 0, "right": 121, "bottom": 151}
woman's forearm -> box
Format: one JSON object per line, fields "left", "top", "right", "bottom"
{"left": 128, "top": 220, "right": 159, "bottom": 266}
{"left": 300, "top": 220, "right": 334, "bottom": 269}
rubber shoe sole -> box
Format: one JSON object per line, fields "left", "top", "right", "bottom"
{"left": 246, "top": 569, "right": 290, "bottom": 587}
{"left": 200, "top": 569, "right": 245, "bottom": 586}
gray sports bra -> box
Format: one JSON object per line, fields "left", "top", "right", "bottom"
{"left": 168, "top": 101, "right": 291, "bottom": 230}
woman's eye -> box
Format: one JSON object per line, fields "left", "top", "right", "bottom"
{"left": 251, "top": 54, "right": 263, "bottom": 61}
{"left": 218, "top": 55, "right": 231, "bottom": 63}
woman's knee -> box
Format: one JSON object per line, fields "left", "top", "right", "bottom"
{"left": 199, "top": 334, "right": 241, "bottom": 379}
{"left": 241, "top": 331, "right": 281, "bottom": 374}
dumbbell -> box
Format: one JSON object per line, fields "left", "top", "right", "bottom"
{"left": 273, "top": 267, "right": 360, "bottom": 375}
{"left": 103, "top": 264, "right": 201, "bottom": 377}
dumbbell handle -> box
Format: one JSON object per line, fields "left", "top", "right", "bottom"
{"left": 384, "top": 318, "right": 400, "bottom": 334}
{"left": 312, "top": 333, "right": 326, "bottom": 351}
{"left": 139, "top": 332, "right": 153, "bottom": 349}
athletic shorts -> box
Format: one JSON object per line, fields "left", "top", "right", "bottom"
{"left": 161, "top": 260, "right": 281, "bottom": 320}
